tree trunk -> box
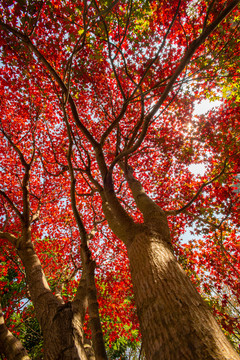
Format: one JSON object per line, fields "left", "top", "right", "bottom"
{"left": 14, "top": 238, "right": 92, "bottom": 360}
{"left": 42, "top": 302, "right": 90, "bottom": 360}
{"left": 0, "top": 302, "right": 30, "bottom": 360}
{"left": 126, "top": 225, "right": 240, "bottom": 360}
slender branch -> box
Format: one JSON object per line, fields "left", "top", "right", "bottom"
{"left": 0, "top": 190, "right": 23, "bottom": 221}
{"left": 63, "top": 105, "right": 108, "bottom": 360}
{"left": 0, "top": 127, "right": 28, "bottom": 168}
{"left": 203, "top": 0, "right": 217, "bottom": 30}
{"left": 0, "top": 126, "right": 32, "bottom": 224}
{"left": 183, "top": 210, "right": 219, "bottom": 229}
{"left": 165, "top": 158, "right": 228, "bottom": 215}
{"left": 28, "top": 0, "right": 44, "bottom": 36}
{"left": 125, "top": 91, "right": 145, "bottom": 150}
{"left": 0, "top": 131, "right": 65, "bottom": 327}
{"left": 100, "top": 101, "right": 129, "bottom": 146}
{"left": 93, "top": 0, "right": 126, "bottom": 100}
{"left": 21, "top": 164, "right": 31, "bottom": 226}
{"left": 209, "top": 286, "right": 240, "bottom": 316}
{"left": 131, "top": 0, "right": 182, "bottom": 101}
{"left": 92, "top": 0, "right": 120, "bottom": 19}
{"left": 113, "top": 0, "right": 132, "bottom": 61}
{"left": 55, "top": 266, "right": 80, "bottom": 299}
{"left": 214, "top": 231, "right": 240, "bottom": 279}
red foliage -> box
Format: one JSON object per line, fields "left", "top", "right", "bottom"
{"left": 0, "top": 0, "right": 239, "bottom": 350}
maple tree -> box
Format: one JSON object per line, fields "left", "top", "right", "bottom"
{"left": 0, "top": 0, "right": 240, "bottom": 359}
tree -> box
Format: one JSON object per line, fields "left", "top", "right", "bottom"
{"left": 0, "top": 0, "right": 240, "bottom": 359}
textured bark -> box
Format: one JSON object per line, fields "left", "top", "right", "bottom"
{"left": 100, "top": 167, "right": 240, "bottom": 359}
{"left": 84, "top": 255, "right": 107, "bottom": 360}
{"left": 0, "top": 303, "right": 30, "bottom": 360}
{"left": 17, "top": 240, "right": 62, "bottom": 323}
{"left": 109, "top": 164, "right": 240, "bottom": 360}
{"left": 42, "top": 302, "right": 89, "bottom": 360}
{"left": 126, "top": 225, "right": 240, "bottom": 360}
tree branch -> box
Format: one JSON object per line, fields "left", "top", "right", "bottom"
{"left": 165, "top": 158, "right": 228, "bottom": 216}
{"left": 0, "top": 231, "right": 18, "bottom": 245}
{"left": 108, "top": 0, "right": 239, "bottom": 163}
{"left": 63, "top": 106, "right": 108, "bottom": 360}
{"left": 0, "top": 190, "right": 23, "bottom": 222}
{"left": 119, "top": 161, "right": 172, "bottom": 248}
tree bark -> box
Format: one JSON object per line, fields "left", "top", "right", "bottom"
{"left": 17, "top": 247, "right": 91, "bottom": 360}
{"left": 42, "top": 302, "right": 89, "bottom": 360}
{"left": 126, "top": 223, "right": 240, "bottom": 360}
{"left": 0, "top": 302, "right": 30, "bottom": 360}
{"left": 108, "top": 165, "right": 240, "bottom": 360}
{"left": 12, "top": 235, "right": 91, "bottom": 360}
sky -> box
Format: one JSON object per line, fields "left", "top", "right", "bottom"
{"left": 181, "top": 98, "right": 223, "bottom": 242}
{"left": 188, "top": 99, "right": 223, "bottom": 176}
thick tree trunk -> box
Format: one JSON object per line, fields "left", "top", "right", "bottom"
{"left": 127, "top": 225, "right": 240, "bottom": 360}
{"left": 100, "top": 165, "right": 240, "bottom": 360}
